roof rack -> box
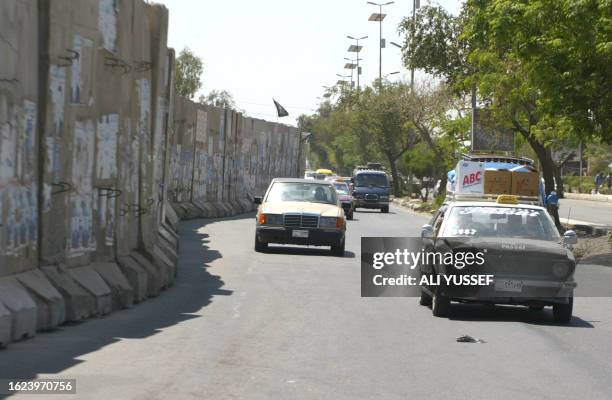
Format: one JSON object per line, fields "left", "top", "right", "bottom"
{"left": 445, "top": 192, "right": 543, "bottom": 206}
{"left": 461, "top": 153, "right": 535, "bottom": 166}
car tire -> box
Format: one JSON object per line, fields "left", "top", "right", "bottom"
{"left": 381, "top": 206, "right": 389, "bottom": 213}
{"left": 432, "top": 287, "right": 451, "bottom": 318}
{"left": 529, "top": 305, "right": 545, "bottom": 312}
{"left": 419, "top": 289, "right": 432, "bottom": 306}
{"left": 331, "top": 239, "right": 345, "bottom": 257}
{"left": 553, "top": 297, "right": 573, "bottom": 323}
{"left": 254, "top": 235, "right": 268, "bottom": 252}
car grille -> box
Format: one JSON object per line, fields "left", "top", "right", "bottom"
{"left": 365, "top": 194, "right": 379, "bottom": 201}
{"left": 284, "top": 213, "right": 319, "bottom": 228}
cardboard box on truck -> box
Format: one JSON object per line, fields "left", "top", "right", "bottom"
{"left": 484, "top": 170, "right": 511, "bottom": 194}
{"left": 511, "top": 171, "right": 540, "bottom": 196}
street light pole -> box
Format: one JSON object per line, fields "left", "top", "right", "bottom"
{"left": 347, "top": 35, "right": 368, "bottom": 89}
{"left": 368, "top": 2, "right": 394, "bottom": 84}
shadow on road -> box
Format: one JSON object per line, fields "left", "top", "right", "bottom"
{"left": 447, "top": 303, "right": 594, "bottom": 328}
{"left": 0, "top": 216, "right": 236, "bottom": 386}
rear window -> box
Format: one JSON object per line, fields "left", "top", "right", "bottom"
{"left": 441, "top": 206, "right": 560, "bottom": 241}
{"left": 354, "top": 173, "right": 388, "bottom": 187}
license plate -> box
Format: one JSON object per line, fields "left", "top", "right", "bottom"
{"left": 292, "top": 230, "right": 309, "bottom": 238}
{"left": 495, "top": 279, "right": 523, "bottom": 293}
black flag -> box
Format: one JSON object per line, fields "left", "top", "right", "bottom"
{"left": 273, "top": 98, "right": 289, "bottom": 117}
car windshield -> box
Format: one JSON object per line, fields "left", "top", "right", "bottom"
{"left": 442, "top": 206, "right": 560, "bottom": 241}
{"left": 266, "top": 182, "right": 338, "bottom": 205}
{"left": 333, "top": 183, "right": 349, "bottom": 194}
{"left": 354, "top": 173, "right": 388, "bottom": 187}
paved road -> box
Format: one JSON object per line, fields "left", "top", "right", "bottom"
{"left": 559, "top": 198, "right": 612, "bottom": 227}
{"left": 1, "top": 205, "right": 612, "bottom": 400}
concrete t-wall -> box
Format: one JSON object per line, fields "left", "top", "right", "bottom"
{"left": 0, "top": 0, "right": 304, "bottom": 347}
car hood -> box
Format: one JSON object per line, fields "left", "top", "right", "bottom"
{"left": 261, "top": 201, "right": 342, "bottom": 217}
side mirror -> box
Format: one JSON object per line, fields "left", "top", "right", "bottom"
{"left": 421, "top": 224, "right": 434, "bottom": 239}
{"left": 253, "top": 196, "right": 262, "bottom": 204}
{"left": 563, "top": 230, "right": 577, "bottom": 245}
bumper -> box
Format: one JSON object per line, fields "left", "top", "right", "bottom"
{"left": 435, "top": 276, "right": 576, "bottom": 305}
{"left": 353, "top": 199, "right": 389, "bottom": 208}
{"left": 256, "top": 226, "right": 344, "bottom": 246}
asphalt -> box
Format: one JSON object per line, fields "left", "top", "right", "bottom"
{"left": 1, "top": 205, "right": 612, "bottom": 400}
{"left": 559, "top": 198, "right": 612, "bottom": 227}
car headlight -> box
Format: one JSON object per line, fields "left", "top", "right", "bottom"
{"left": 320, "top": 216, "right": 344, "bottom": 228}
{"left": 258, "top": 213, "right": 283, "bottom": 225}
{"left": 552, "top": 262, "right": 571, "bottom": 278}
{"left": 265, "top": 214, "right": 283, "bottom": 225}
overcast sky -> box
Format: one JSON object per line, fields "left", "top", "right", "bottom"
{"left": 155, "top": 0, "right": 462, "bottom": 125}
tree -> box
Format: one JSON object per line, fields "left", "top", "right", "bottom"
{"left": 174, "top": 48, "right": 203, "bottom": 99}
{"left": 466, "top": 0, "right": 611, "bottom": 143}
{"left": 198, "top": 89, "right": 237, "bottom": 110}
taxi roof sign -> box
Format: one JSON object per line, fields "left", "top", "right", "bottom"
{"left": 497, "top": 195, "right": 518, "bottom": 204}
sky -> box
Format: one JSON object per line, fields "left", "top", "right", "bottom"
{"left": 155, "top": 0, "right": 463, "bottom": 126}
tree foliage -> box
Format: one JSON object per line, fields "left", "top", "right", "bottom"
{"left": 199, "top": 89, "right": 237, "bottom": 110}
{"left": 174, "top": 48, "right": 204, "bottom": 99}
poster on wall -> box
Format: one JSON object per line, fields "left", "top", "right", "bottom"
{"left": 96, "top": 114, "right": 119, "bottom": 180}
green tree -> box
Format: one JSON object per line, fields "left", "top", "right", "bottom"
{"left": 198, "top": 89, "right": 237, "bottom": 110}
{"left": 174, "top": 48, "right": 203, "bottom": 99}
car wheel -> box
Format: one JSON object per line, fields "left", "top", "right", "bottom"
{"left": 419, "top": 288, "right": 432, "bottom": 306}
{"left": 381, "top": 206, "right": 389, "bottom": 213}
{"left": 254, "top": 235, "right": 268, "bottom": 252}
{"left": 331, "top": 239, "right": 345, "bottom": 257}
{"left": 553, "top": 297, "right": 573, "bottom": 323}
{"left": 432, "top": 286, "right": 451, "bottom": 317}
{"left": 529, "top": 305, "right": 545, "bottom": 312}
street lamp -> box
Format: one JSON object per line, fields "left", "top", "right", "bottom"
{"left": 367, "top": 1, "right": 394, "bottom": 83}
{"left": 344, "top": 57, "right": 361, "bottom": 88}
{"left": 336, "top": 73, "right": 353, "bottom": 89}
{"left": 347, "top": 35, "right": 367, "bottom": 89}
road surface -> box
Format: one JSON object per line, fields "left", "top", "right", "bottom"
{"left": 559, "top": 198, "right": 612, "bottom": 227}
{"left": 1, "top": 205, "right": 612, "bottom": 400}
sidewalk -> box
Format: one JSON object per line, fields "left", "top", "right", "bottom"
{"left": 564, "top": 192, "right": 612, "bottom": 203}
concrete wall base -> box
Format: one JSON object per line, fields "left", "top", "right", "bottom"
{"left": 165, "top": 202, "right": 180, "bottom": 230}
{"left": 153, "top": 246, "right": 176, "bottom": 282}
{"left": 117, "top": 256, "right": 148, "bottom": 303}
{"left": 41, "top": 265, "right": 97, "bottom": 321}
{"left": 239, "top": 198, "right": 255, "bottom": 213}
{"left": 92, "top": 262, "right": 134, "bottom": 310}
{"left": 131, "top": 251, "right": 166, "bottom": 293}
{"left": 0, "top": 277, "right": 37, "bottom": 341}
{"left": 0, "top": 302, "right": 10, "bottom": 347}
{"left": 215, "top": 202, "right": 232, "bottom": 217}
{"left": 15, "top": 269, "right": 65, "bottom": 331}
{"left": 68, "top": 266, "right": 112, "bottom": 316}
